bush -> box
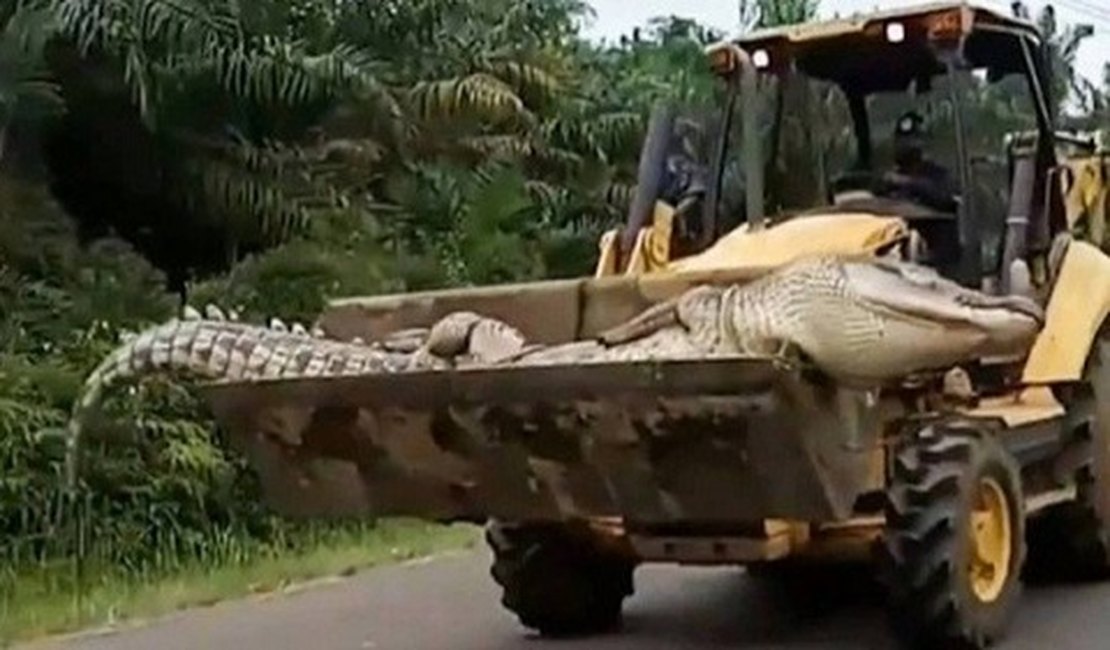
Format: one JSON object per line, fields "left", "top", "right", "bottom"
{"left": 0, "top": 177, "right": 298, "bottom": 578}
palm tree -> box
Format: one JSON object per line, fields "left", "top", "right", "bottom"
{"left": 1035, "top": 5, "right": 1097, "bottom": 119}
{"left": 32, "top": 0, "right": 651, "bottom": 286}
{"left": 28, "top": 0, "right": 406, "bottom": 287}
{"left": 0, "top": 3, "right": 63, "bottom": 165}
{"left": 739, "top": 0, "right": 820, "bottom": 29}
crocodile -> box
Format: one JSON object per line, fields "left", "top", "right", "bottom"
{"left": 64, "top": 308, "right": 528, "bottom": 485}
{"left": 499, "top": 257, "right": 1045, "bottom": 383}
{"left": 65, "top": 255, "right": 1045, "bottom": 484}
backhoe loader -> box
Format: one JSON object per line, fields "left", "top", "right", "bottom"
{"left": 78, "top": 4, "right": 1110, "bottom": 648}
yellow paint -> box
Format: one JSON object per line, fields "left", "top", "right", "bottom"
{"left": 706, "top": 42, "right": 739, "bottom": 75}
{"left": 961, "top": 387, "right": 1065, "bottom": 427}
{"left": 623, "top": 229, "right": 652, "bottom": 275}
{"left": 595, "top": 202, "right": 677, "bottom": 278}
{"left": 1023, "top": 241, "right": 1110, "bottom": 384}
{"left": 594, "top": 229, "right": 620, "bottom": 278}
{"left": 648, "top": 202, "right": 675, "bottom": 268}
{"left": 1062, "top": 156, "right": 1108, "bottom": 250}
{"left": 668, "top": 214, "right": 909, "bottom": 273}
{"left": 776, "top": 15, "right": 871, "bottom": 41}
{"left": 969, "top": 477, "right": 1012, "bottom": 604}
{"left": 798, "top": 518, "right": 884, "bottom": 562}
{"left": 737, "top": 2, "right": 979, "bottom": 45}
{"left": 764, "top": 519, "right": 810, "bottom": 542}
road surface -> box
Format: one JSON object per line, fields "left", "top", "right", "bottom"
{"left": 27, "top": 550, "right": 1110, "bottom": 650}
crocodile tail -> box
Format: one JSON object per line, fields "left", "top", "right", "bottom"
{"left": 599, "top": 301, "right": 674, "bottom": 346}
{"left": 63, "top": 313, "right": 403, "bottom": 489}
{"left": 598, "top": 285, "right": 725, "bottom": 347}
{"left": 597, "top": 299, "right": 682, "bottom": 346}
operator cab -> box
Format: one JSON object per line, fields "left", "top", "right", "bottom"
{"left": 694, "top": 2, "right": 1061, "bottom": 291}
{"left": 823, "top": 107, "right": 964, "bottom": 277}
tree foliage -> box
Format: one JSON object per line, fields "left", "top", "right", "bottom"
{"left": 0, "top": 1, "right": 719, "bottom": 594}
{"left": 1, "top": 0, "right": 1109, "bottom": 623}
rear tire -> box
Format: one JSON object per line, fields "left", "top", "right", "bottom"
{"left": 1026, "top": 334, "right": 1110, "bottom": 582}
{"left": 487, "top": 522, "right": 635, "bottom": 638}
{"left": 881, "top": 424, "right": 1025, "bottom": 649}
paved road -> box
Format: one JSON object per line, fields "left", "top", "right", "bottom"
{"left": 28, "top": 550, "right": 1110, "bottom": 650}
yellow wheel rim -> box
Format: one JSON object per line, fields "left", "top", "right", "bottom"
{"left": 968, "top": 477, "right": 1012, "bottom": 604}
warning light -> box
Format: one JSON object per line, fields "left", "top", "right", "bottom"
{"left": 886, "top": 22, "right": 906, "bottom": 43}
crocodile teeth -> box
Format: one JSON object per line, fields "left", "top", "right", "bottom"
{"left": 182, "top": 305, "right": 203, "bottom": 321}
{"left": 351, "top": 337, "right": 365, "bottom": 346}
{"left": 311, "top": 327, "right": 326, "bottom": 339}
{"left": 270, "top": 318, "right": 288, "bottom": 332}
{"left": 118, "top": 330, "right": 137, "bottom": 344}
{"left": 228, "top": 309, "right": 241, "bottom": 322}
{"left": 205, "top": 304, "right": 226, "bottom": 321}
{"left": 292, "top": 323, "right": 308, "bottom": 336}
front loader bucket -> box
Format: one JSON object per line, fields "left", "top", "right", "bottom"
{"left": 202, "top": 358, "right": 886, "bottom": 526}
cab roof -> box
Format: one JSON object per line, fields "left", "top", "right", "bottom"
{"left": 716, "top": 2, "right": 1044, "bottom": 94}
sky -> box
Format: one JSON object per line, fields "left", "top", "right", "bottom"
{"left": 582, "top": 0, "right": 1108, "bottom": 85}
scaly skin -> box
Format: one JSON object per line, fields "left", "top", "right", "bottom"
{"left": 64, "top": 308, "right": 528, "bottom": 486}
{"left": 511, "top": 257, "right": 1046, "bottom": 381}
{"left": 67, "top": 256, "right": 1047, "bottom": 483}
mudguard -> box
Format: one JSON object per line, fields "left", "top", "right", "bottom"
{"left": 1023, "top": 241, "right": 1110, "bottom": 384}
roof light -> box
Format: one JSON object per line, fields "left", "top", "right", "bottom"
{"left": 886, "top": 22, "right": 906, "bottom": 43}
{"left": 752, "top": 49, "right": 771, "bottom": 69}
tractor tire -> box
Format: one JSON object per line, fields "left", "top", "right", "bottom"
{"left": 881, "top": 424, "right": 1026, "bottom": 649}
{"left": 486, "top": 522, "right": 635, "bottom": 638}
{"left": 1026, "top": 334, "right": 1110, "bottom": 582}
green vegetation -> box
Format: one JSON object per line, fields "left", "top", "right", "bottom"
{"left": 0, "top": 2, "right": 730, "bottom": 642}
{"left": 2, "top": 520, "right": 479, "bottom": 643}
{"left": 0, "top": 0, "right": 1107, "bottom": 644}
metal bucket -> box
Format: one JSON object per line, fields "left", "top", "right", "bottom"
{"left": 203, "top": 357, "right": 889, "bottom": 526}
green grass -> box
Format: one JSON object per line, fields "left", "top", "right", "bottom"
{"left": 0, "top": 520, "right": 480, "bottom": 646}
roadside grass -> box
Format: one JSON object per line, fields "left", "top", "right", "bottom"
{"left": 0, "top": 520, "right": 480, "bottom": 646}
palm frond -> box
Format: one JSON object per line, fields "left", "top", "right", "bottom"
{"left": 602, "top": 181, "right": 636, "bottom": 210}
{"left": 176, "top": 136, "right": 378, "bottom": 249}
{"left": 0, "top": 4, "right": 64, "bottom": 122}
{"left": 409, "top": 72, "right": 529, "bottom": 123}
{"left": 54, "top": 1, "right": 390, "bottom": 127}
{"left": 201, "top": 39, "right": 385, "bottom": 108}
{"left": 543, "top": 111, "right": 643, "bottom": 160}
{"left": 529, "top": 144, "right": 584, "bottom": 177}
{"left": 482, "top": 59, "right": 561, "bottom": 108}
{"left": 53, "top": 0, "right": 234, "bottom": 123}
{"left": 458, "top": 134, "right": 536, "bottom": 160}
{"left": 136, "top": 0, "right": 240, "bottom": 48}
{"left": 524, "top": 179, "right": 566, "bottom": 207}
